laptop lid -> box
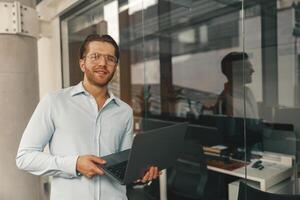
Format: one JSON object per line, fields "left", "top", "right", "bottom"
{"left": 123, "top": 122, "right": 188, "bottom": 184}
{"left": 101, "top": 122, "right": 188, "bottom": 185}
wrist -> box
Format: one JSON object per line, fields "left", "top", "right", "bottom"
{"left": 75, "top": 156, "right": 82, "bottom": 177}
{"left": 76, "top": 170, "right": 82, "bottom": 176}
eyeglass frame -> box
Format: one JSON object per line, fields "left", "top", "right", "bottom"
{"left": 83, "top": 52, "right": 118, "bottom": 66}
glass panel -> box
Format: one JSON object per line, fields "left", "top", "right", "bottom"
{"left": 60, "top": 0, "right": 300, "bottom": 199}
{"left": 138, "top": 1, "right": 246, "bottom": 200}
{"left": 119, "top": 0, "right": 151, "bottom": 121}
{"left": 243, "top": 0, "right": 299, "bottom": 198}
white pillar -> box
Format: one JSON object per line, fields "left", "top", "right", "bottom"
{"left": 0, "top": 0, "right": 43, "bottom": 199}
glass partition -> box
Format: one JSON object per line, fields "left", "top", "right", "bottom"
{"left": 61, "top": 0, "right": 300, "bottom": 199}
{"left": 243, "top": 0, "right": 299, "bottom": 196}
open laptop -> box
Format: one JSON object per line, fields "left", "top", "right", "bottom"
{"left": 99, "top": 122, "right": 188, "bottom": 185}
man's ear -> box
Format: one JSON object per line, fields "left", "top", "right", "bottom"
{"left": 79, "top": 59, "right": 85, "bottom": 72}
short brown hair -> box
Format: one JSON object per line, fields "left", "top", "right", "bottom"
{"left": 221, "top": 52, "right": 249, "bottom": 78}
{"left": 79, "top": 34, "right": 120, "bottom": 61}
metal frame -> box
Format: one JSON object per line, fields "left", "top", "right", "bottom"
{"left": 0, "top": 1, "right": 38, "bottom": 38}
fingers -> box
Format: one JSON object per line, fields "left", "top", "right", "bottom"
{"left": 150, "top": 166, "right": 159, "bottom": 180}
{"left": 141, "top": 166, "right": 159, "bottom": 183}
{"left": 85, "top": 167, "right": 104, "bottom": 178}
{"left": 89, "top": 156, "right": 106, "bottom": 176}
{"left": 76, "top": 155, "right": 106, "bottom": 178}
{"left": 147, "top": 166, "right": 155, "bottom": 180}
{"left": 141, "top": 171, "right": 150, "bottom": 183}
{"left": 153, "top": 167, "right": 158, "bottom": 179}
{"left": 90, "top": 155, "right": 106, "bottom": 165}
{"left": 92, "top": 165, "right": 105, "bottom": 176}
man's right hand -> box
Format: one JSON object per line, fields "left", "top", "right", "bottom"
{"left": 76, "top": 155, "right": 106, "bottom": 178}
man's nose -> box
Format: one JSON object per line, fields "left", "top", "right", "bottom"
{"left": 97, "top": 55, "right": 107, "bottom": 66}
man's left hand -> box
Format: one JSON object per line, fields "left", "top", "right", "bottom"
{"left": 136, "top": 166, "right": 160, "bottom": 184}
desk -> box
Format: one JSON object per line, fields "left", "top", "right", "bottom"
{"left": 205, "top": 152, "right": 294, "bottom": 200}
{"left": 207, "top": 159, "right": 293, "bottom": 191}
{"left": 159, "top": 151, "right": 294, "bottom": 200}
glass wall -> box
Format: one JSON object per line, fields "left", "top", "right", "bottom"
{"left": 61, "top": 0, "right": 300, "bottom": 199}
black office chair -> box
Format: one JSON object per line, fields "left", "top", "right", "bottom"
{"left": 167, "top": 141, "right": 208, "bottom": 200}
{"left": 238, "top": 181, "right": 300, "bottom": 200}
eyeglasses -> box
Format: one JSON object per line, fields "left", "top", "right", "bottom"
{"left": 84, "top": 53, "right": 117, "bottom": 66}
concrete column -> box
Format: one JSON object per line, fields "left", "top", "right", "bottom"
{"left": 0, "top": 0, "right": 42, "bottom": 200}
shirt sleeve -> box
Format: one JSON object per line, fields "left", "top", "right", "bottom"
{"left": 16, "top": 94, "right": 78, "bottom": 178}
{"left": 119, "top": 109, "right": 134, "bottom": 151}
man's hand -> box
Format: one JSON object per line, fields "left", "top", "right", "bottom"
{"left": 136, "top": 166, "right": 161, "bottom": 184}
{"left": 76, "top": 155, "right": 106, "bottom": 178}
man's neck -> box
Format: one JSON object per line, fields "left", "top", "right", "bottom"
{"left": 82, "top": 80, "right": 109, "bottom": 109}
{"left": 226, "top": 81, "right": 245, "bottom": 89}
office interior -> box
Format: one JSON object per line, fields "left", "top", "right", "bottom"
{"left": 1, "top": 0, "right": 300, "bottom": 199}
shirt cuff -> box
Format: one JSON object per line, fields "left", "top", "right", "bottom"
{"left": 60, "top": 155, "right": 79, "bottom": 177}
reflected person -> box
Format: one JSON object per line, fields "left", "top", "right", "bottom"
{"left": 215, "top": 52, "right": 259, "bottom": 118}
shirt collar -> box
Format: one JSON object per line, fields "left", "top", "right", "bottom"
{"left": 70, "top": 82, "right": 88, "bottom": 96}
{"left": 70, "top": 82, "right": 120, "bottom": 106}
{"left": 106, "top": 90, "right": 121, "bottom": 106}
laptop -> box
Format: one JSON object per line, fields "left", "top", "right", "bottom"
{"left": 99, "top": 122, "right": 188, "bottom": 185}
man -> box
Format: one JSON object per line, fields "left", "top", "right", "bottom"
{"left": 215, "top": 51, "right": 259, "bottom": 118}
{"left": 16, "top": 34, "right": 158, "bottom": 200}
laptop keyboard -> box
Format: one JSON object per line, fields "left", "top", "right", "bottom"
{"left": 106, "top": 161, "right": 128, "bottom": 180}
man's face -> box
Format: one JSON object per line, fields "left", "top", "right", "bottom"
{"left": 232, "top": 59, "right": 254, "bottom": 84}
{"left": 79, "top": 41, "right": 117, "bottom": 87}
{"left": 244, "top": 60, "right": 254, "bottom": 83}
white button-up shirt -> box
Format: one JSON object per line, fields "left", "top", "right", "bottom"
{"left": 16, "top": 82, "right": 133, "bottom": 200}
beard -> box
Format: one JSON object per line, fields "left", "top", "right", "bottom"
{"left": 85, "top": 67, "right": 116, "bottom": 88}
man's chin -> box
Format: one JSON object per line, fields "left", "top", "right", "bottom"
{"left": 85, "top": 73, "right": 114, "bottom": 88}
{"left": 93, "top": 77, "right": 113, "bottom": 87}
{"left": 94, "top": 81, "right": 110, "bottom": 87}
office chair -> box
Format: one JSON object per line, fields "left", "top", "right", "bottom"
{"left": 167, "top": 141, "right": 208, "bottom": 200}
{"left": 238, "top": 181, "right": 300, "bottom": 200}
